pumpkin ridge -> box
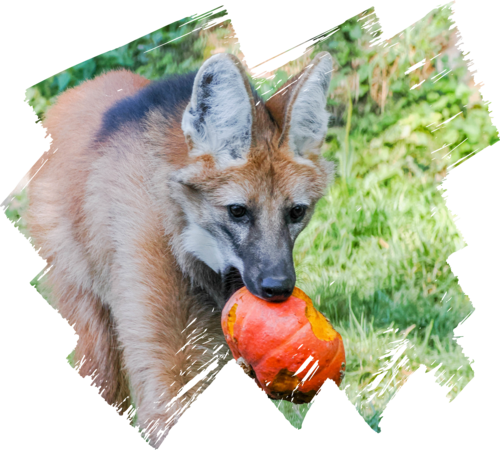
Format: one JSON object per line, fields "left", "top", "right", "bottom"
{"left": 236, "top": 299, "right": 308, "bottom": 366}
{"left": 249, "top": 321, "right": 326, "bottom": 380}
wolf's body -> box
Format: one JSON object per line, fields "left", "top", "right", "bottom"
{"left": 27, "top": 53, "right": 334, "bottom": 446}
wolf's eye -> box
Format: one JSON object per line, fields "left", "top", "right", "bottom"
{"left": 228, "top": 205, "right": 247, "bottom": 218}
{"left": 290, "top": 205, "right": 307, "bottom": 221}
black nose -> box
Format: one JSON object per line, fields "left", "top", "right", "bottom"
{"left": 260, "top": 277, "right": 294, "bottom": 301}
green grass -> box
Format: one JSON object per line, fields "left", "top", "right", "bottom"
{"left": 4, "top": 149, "right": 474, "bottom": 433}
{"left": 271, "top": 169, "right": 474, "bottom": 429}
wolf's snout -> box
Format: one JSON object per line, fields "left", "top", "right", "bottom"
{"left": 259, "top": 276, "right": 295, "bottom": 302}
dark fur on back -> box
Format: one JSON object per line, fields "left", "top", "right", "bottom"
{"left": 96, "top": 70, "right": 265, "bottom": 143}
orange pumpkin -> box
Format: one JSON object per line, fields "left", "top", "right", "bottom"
{"left": 221, "top": 286, "right": 346, "bottom": 403}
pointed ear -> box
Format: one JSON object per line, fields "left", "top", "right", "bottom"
{"left": 266, "top": 52, "right": 333, "bottom": 158}
{"left": 182, "top": 53, "right": 256, "bottom": 167}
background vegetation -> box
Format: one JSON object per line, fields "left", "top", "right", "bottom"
{"left": 4, "top": 3, "right": 494, "bottom": 435}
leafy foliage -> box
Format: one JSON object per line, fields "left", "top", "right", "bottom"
{"left": 259, "top": 6, "right": 497, "bottom": 169}
{"left": 26, "top": 7, "right": 241, "bottom": 121}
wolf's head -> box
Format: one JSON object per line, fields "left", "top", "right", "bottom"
{"left": 170, "top": 52, "right": 334, "bottom": 304}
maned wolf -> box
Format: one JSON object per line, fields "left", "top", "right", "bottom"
{"left": 27, "top": 51, "right": 334, "bottom": 446}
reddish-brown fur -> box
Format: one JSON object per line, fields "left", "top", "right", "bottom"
{"left": 26, "top": 54, "right": 333, "bottom": 447}
{"left": 28, "top": 70, "right": 151, "bottom": 414}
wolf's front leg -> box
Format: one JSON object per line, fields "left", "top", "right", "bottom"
{"left": 116, "top": 286, "right": 232, "bottom": 449}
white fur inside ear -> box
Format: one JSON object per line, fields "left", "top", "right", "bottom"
{"left": 182, "top": 54, "right": 253, "bottom": 167}
{"left": 288, "top": 55, "right": 332, "bottom": 156}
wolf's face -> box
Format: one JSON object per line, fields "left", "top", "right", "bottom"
{"left": 171, "top": 52, "right": 334, "bottom": 303}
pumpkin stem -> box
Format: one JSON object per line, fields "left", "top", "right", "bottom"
{"left": 236, "top": 357, "right": 256, "bottom": 379}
